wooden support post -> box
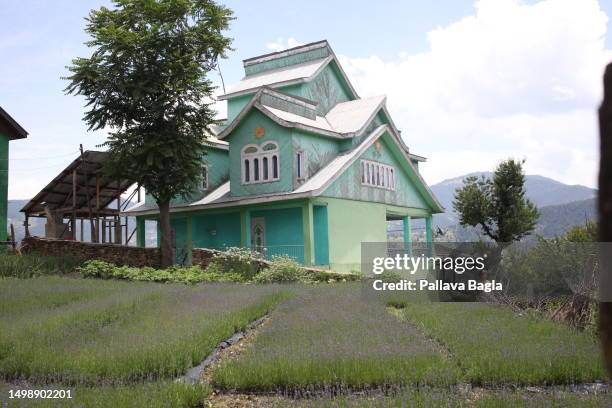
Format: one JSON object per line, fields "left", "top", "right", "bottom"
{"left": 101, "top": 217, "right": 106, "bottom": 243}
{"left": 95, "top": 175, "right": 100, "bottom": 243}
{"left": 72, "top": 170, "right": 77, "bottom": 240}
{"left": 24, "top": 215, "right": 30, "bottom": 238}
{"left": 9, "top": 224, "right": 16, "bottom": 252}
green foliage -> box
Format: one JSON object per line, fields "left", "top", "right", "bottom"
{"left": 0, "top": 253, "right": 80, "bottom": 278}
{"left": 64, "top": 0, "right": 234, "bottom": 266}
{"left": 499, "top": 223, "right": 598, "bottom": 299}
{"left": 453, "top": 159, "right": 539, "bottom": 243}
{"left": 564, "top": 221, "right": 597, "bottom": 242}
{"left": 208, "top": 247, "right": 262, "bottom": 280}
{"left": 254, "top": 256, "right": 307, "bottom": 284}
{"left": 77, "top": 260, "right": 245, "bottom": 284}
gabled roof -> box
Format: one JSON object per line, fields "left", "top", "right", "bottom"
{"left": 0, "top": 106, "right": 28, "bottom": 140}
{"left": 218, "top": 57, "right": 331, "bottom": 100}
{"left": 123, "top": 125, "right": 444, "bottom": 216}
{"left": 217, "top": 88, "right": 386, "bottom": 140}
{"left": 325, "top": 96, "right": 386, "bottom": 134}
{"left": 218, "top": 40, "right": 358, "bottom": 101}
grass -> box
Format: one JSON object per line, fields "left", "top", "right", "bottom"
{"left": 0, "top": 381, "right": 209, "bottom": 408}
{"left": 290, "top": 389, "right": 612, "bottom": 407}
{"left": 0, "top": 253, "right": 80, "bottom": 278}
{"left": 212, "top": 285, "right": 460, "bottom": 392}
{"left": 394, "top": 302, "right": 606, "bottom": 385}
{"left": 0, "top": 277, "right": 285, "bottom": 385}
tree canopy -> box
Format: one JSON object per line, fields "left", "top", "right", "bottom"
{"left": 65, "top": 0, "right": 233, "bottom": 266}
{"left": 453, "top": 159, "right": 539, "bottom": 243}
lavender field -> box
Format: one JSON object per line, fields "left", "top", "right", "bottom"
{"left": 0, "top": 277, "right": 608, "bottom": 407}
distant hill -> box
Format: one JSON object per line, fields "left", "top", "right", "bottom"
{"left": 389, "top": 173, "right": 597, "bottom": 241}
{"left": 430, "top": 173, "right": 596, "bottom": 228}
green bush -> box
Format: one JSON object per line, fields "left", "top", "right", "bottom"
{"left": 254, "top": 256, "right": 307, "bottom": 283}
{"left": 77, "top": 260, "right": 245, "bottom": 284}
{"left": 207, "top": 247, "right": 262, "bottom": 279}
{"left": 0, "top": 253, "right": 80, "bottom": 278}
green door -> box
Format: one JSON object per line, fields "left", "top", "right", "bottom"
{"left": 313, "top": 205, "right": 329, "bottom": 266}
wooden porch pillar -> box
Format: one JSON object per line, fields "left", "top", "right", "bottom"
{"left": 302, "top": 201, "right": 315, "bottom": 266}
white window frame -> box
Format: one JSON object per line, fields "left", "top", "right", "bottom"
{"left": 202, "top": 164, "right": 209, "bottom": 190}
{"left": 241, "top": 142, "right": 280, "bottom": 184}
{"left": 296, "top": 150, "right": 308, "bottom": 181}
{"left": 360, "top": 159, "right": 395, "bottom": 191}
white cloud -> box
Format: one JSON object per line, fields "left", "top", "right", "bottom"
{"left": 338, "top": 0, "right": 610, "bottom": 188}
{"left": 266, "top": 37, "right": 305, "bottom": 52}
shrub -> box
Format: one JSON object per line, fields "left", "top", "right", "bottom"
{"left": 254, "top": 256, "right": 306, "bottom": 284}
{"left": 77, "top": 260, "right": 246, "bottom": 284}
{"left": 208, "top": 247, "right": 262, "bottom": 280}
{"left": 78, "top": 260, "right": 117, "bottom": 279}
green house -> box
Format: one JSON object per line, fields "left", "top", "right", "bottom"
{"left": 0, "top": 107, "right": 28, "bottom": 245}
{"left": 126, "top": 41, "right": 443, "bottom": 272}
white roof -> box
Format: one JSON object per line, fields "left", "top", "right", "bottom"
{"left": 220, "top": 57, "right": 330, "bottom": 99}
{"left": 325, "top": 96, "right": 386, "bottom": 133}
{"left": 190, "top": 181, "right": 230, "bottom": 205}
{"left": 261, "top": 106, "right": 335, "bottom": 133}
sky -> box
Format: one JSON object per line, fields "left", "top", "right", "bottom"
{"left": 1, "top": 0, "right": 611, "bottom": 199}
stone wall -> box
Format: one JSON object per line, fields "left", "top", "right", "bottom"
{"left": 21, "top": 237, "right": 161, "bottom": 268}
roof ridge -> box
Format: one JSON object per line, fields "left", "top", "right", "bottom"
{"left": 243, "top": 40, "right": 328, "bottom": 66}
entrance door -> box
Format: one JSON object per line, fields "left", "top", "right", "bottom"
{"left": 250, "top": 217, "right": 266, "bottom": 253}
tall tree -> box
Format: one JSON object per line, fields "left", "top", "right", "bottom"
{"left": 65, "top": 0, "right": 233, "bottom": 266}
{"left": 453, "top": 159, "right": 539, "bottom": 244}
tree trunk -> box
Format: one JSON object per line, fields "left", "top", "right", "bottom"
{"left": 158, "top": 199, "right": 173, "bottom": 268}
{"left": 598, "top": 62, "right": 612, "bottom": 376}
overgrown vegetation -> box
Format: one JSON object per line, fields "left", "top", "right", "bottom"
{"left": 76, "top": 249, "right": 361, "bottom": 284}
{"left": 0, "top": 253, "right": 79, "bottom": 278}
{"left": 393, "top": 302, "right": 605, "bottom": 385}
{"left": 497, "top": 222, "right": 599, "bottom": 332}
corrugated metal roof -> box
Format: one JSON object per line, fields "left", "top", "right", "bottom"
{"left": 218, "top": 57, "right": 330, "bottom": 100}
{"left": 261, "top": 106, "right": 335, "bottom": 132}
{"left": 21, "top": 151, "right": 132, "bottom": 217}
{"left": 325, "top": 96, "right": 386, "bottom": 133}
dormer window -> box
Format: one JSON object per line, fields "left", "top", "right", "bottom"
{"left": 241, "top": 142, "right": 280, "bottom": 184}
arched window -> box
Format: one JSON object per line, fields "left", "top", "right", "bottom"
{"left": 241, "top": 142, "right": 280, "bottom": 184}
